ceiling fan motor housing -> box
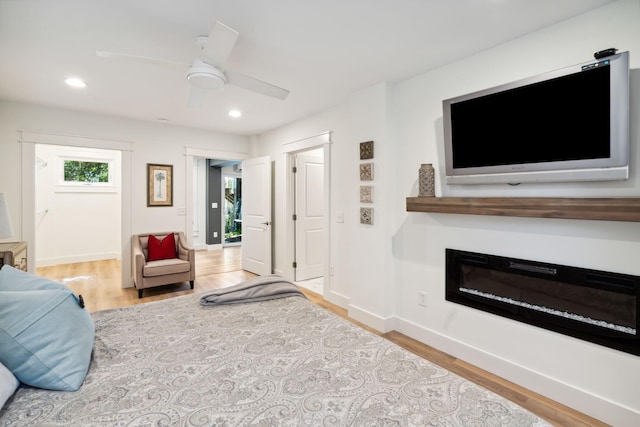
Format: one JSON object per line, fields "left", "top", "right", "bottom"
{"left": 187, "top": 59, "right": 226, "bottom": 90}
{"left": 97, "top": 22, "right": 288, "bottom": 103}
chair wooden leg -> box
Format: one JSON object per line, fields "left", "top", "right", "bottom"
{"left": 138, "top": 289, "right": 143, "bottom": 298}
{"left": 190, "top": 280, "right": 194, "bottom": 290}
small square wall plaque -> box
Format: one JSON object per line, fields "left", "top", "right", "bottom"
{"left": 360, "top": 141, "right": 374, "bottom": 160}
{"left": 360, "top": 207, "right": 373, "bottom": 225}
{"left": 360, "top": 185, "right": 373, "bottom": 203}
{"left": 359, "top": 162, "right": 373, "bottom": 181}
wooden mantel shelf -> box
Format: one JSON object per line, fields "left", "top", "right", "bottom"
{"left": 406, "top": 197, "right": 640, "bottom": 222}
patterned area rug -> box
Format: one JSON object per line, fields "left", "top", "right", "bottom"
{"left": 1, "top": 293, "right": 551, "bottom": 426}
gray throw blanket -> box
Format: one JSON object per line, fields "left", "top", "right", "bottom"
{"left": 200, "top": 275, "right": 306, "bottom": 306}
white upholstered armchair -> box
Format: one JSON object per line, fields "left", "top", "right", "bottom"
{"left": 132, "top": 232, "right": 195, "bottom": 298}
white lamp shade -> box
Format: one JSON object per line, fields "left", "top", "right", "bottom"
{"left": 0, "top": 193, "right": 14, "bottom": 239}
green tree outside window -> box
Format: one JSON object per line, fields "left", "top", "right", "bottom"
{"left": 64, "top": 160, "right": 109, "bottom": 183}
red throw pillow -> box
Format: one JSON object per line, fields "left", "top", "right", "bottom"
{"left": 147, "top": 233, "right": 177, "bottom": 261}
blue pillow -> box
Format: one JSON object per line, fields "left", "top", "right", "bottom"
{"left": 0, "top": 265, "right": 85, "bottom": 308}
{"left": 0, "top": 265, "right": 69, "bottom": 291}
{"left": 0, "top": 267, "right": 94, "bottom": 391}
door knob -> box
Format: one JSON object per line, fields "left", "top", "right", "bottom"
{"left": 261, "top": 221, "right": 271, "bottom": 226}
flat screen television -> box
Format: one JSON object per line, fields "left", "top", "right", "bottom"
{"left": 443, "top": 51, "right": 629, "bottom": 185}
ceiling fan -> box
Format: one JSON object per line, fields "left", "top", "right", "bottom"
{"left": 97, "top": 21, "right": 289, "bottom": 107}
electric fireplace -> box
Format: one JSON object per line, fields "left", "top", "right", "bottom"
{"left": 445, "top": 249, "right": 640, "bottom": 356}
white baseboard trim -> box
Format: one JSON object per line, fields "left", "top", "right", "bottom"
{"left": 324, "top": 289, "right": 350, "bottom": 309}
{"left": 348, "top": 302, "right": 394, "bottom": 333}
{"left": 205, "top": 244, "right": 223, "bottom": 251}
{"left": 36, "top": 252, "right": 120, "bottom": 267}
{"left": 393, "top": 316, "right": 639, "bottom": 427}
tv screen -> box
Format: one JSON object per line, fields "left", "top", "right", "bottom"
{"left": 443, "top": 51, "right": 629, "bottom": 185}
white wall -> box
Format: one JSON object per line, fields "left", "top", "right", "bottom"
{"left": 347, "top": 83, "right": 398, "bottom": 329}
{"left": 255, "top": 104, "right": 354, "bottom": 304}
{"left": 392, "top": 1, "right": 640, "bottom": 425}
{"left": 35, "top": 144, "right": 121, "bottom": 266}
{"left": 257, "top": 1, "right": 640, "bottom": 425}
{"left": 0, "top": 100, "right": 251, "bottom": 284}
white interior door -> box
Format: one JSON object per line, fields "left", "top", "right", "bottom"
{"left": 242, "top": 156, "right": 272, "bottom": 275}
{"left": 294, "top": 150, "right": 324, "bottom": 281}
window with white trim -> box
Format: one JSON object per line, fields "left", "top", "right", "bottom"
{"left": 53, "top": 147, "right": 120, "bottom": 193}
{"left": 63, "top": 159, "right": 111, "bottom": 184}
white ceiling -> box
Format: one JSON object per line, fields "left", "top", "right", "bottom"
{"left": 0, "top": 0, "right": 616, "bottom": 136}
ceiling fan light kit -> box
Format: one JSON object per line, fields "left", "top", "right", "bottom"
{"left": 187, "top": 59, "right": 226, "bottom": 90}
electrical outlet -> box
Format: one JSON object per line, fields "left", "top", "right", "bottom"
{"left": 419, "top": 292, "right": 428, "bottom": 307}
{"left": 213, "top": 232, "right": 218, "bottom": 238}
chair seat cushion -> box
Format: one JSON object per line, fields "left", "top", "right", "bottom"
{"left": 143, "top": 258, "right": 191, "bottom": 278}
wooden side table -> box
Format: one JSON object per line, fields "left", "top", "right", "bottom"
{"left": 0, "top": 241, "right": 28, "bottom": 271}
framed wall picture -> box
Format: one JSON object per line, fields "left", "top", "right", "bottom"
{"left": 147, "top": 163, "right": 173, "bottom": 207}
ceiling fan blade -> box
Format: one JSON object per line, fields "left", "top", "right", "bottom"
{"left": 96, "top": 51, "right": 189, "bottom": 68}
{"left": 226, "top": 70, "right": 289, "bottom": 100}
{"left": 200, "top": 21, "right": 239, "bottom": 68}
{"left": 187, "top": 85, "right": 208, "bottom": 108}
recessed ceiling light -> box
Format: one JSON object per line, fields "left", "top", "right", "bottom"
{"left": 64, "top": 78, "right": 87, "bottom": 88}
{"left": 228, "top": 109, "right": 242, "bottom": 118}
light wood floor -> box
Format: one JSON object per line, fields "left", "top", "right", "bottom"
{"left": 36, "top": 247, "right": 607, "bottom": 427}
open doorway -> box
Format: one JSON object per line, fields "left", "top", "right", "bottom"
{"left": 34, "top": 144, "right": 122, "bottom": 288}
{"left": 185, "top": 149, "right": 273, "bottom": 277}
{"left": 21, "top": 132, "right": 133, "bottom": 288}
{"left": 191, "top": 158, "right": 243, "bottom": 250}
{"left": 223, "top": 174, "right": 242, "bottom": 245}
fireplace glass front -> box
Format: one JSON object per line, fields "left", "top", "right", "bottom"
{"left": 445, "top": 249, "right": 639, "bottom": 356}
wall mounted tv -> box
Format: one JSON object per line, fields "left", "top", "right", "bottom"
{"left": 443, "top": 51, "right": 629, "bottom": 185}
